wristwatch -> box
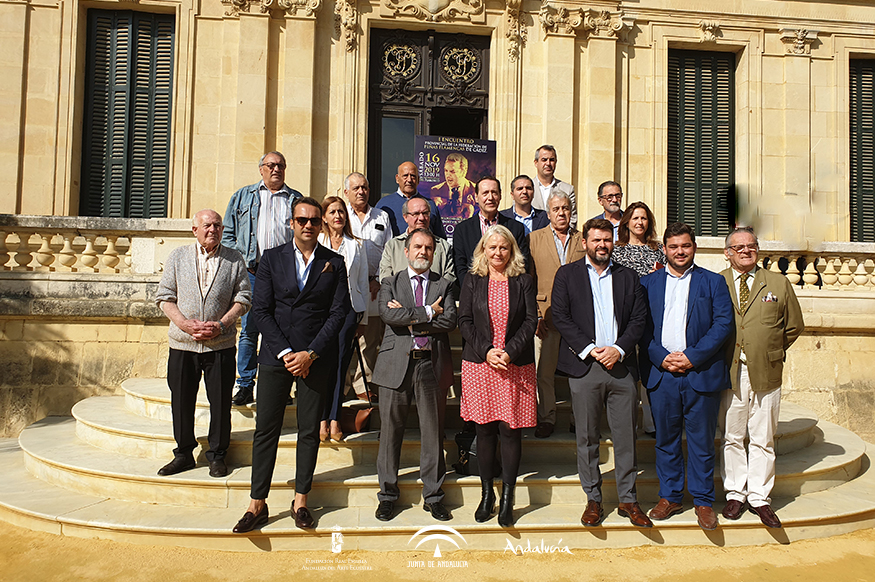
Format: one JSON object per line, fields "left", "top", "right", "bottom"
{"left": 307, "top": 350, "right": 319, "bottom": 361}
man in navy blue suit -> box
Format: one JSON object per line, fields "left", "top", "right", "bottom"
{"left": 639, "top": 222, "right": 733, "bottom": 531}
{"left": 232, "top": 197, "right": 351, "bottom": 534}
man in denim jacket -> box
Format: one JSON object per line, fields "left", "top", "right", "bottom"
{"left": 222, "top": 151, "right": 302, "bottom": 405}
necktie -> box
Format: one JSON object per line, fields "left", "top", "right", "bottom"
{"left": 414, "top": 276, "right": 427, "bottom": 349}
{"left": 739, "top": 272, "right": 750, "bottom": 311}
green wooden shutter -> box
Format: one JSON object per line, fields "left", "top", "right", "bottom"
{"left": 668, "top": 49, "right": 735, "bottom": 237}
{"left": 80, "top": 10, "right": 174, "bottom": 218}
{"left": 850, "top": 59, "right": 875, "bottom": 242}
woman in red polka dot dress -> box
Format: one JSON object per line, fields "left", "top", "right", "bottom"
{"left": 459, "top": 225, "right": 538, "bottom": 527}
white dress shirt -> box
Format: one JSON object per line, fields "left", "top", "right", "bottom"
{"left": 662, "top": 265, "right": 695, "bottom": 353}
{"left": 578, "top": 257, "right": 624, "bottom": 360}
{"left": 256, "top": 181, "right": 294, "bottom": 261}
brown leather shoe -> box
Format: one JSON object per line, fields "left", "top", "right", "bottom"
{"left": 618, "top": 502, "right": 653, "bottom": 528}
{"left": 695, "top": 505, "right": 719, "bottom": 530}
{"left": 580, "top": 500, "right": 604, "bottom": 527}
{"left": 722, "top": 499, "right": 746, "bottom": 520}
{"left": 534, "top": 422, "right": 554, "bottom": 439}
{"left": 749, "top": 504, "right": 782, "bottom": 528}
{"left": 649, "top": 498, "right": 683, "bottom": 521}
{"left": 232, "top": 504, "right": 269, "bottom": 533}
{"left": 292, "top": 505, "right": 316, "bottom": 529}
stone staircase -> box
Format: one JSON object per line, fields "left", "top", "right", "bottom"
{"left": 0, "top": 376, "right": 874, "bottom": 552}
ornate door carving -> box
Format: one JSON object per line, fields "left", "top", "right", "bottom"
{"left": 368, "top": 29, "right": 489, "bottom": 197}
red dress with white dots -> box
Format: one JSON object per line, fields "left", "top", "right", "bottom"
{"left": 460, "top": 278, "right": 537, "bottom": 429}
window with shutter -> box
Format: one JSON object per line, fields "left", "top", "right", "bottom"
{"left": 79, "top": 10, "right": 174, "bottom": 218}
{"left": 667, "top": 49, "right": 735, "bottom": 237}
{"left": 850, "top": 59, "right": 875, "bottom": 242}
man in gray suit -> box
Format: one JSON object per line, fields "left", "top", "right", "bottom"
{"left": 372, "top": 228, "right": 458, "bottom": 522}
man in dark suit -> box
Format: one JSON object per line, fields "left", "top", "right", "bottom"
{"left": 551, "top": 218, "right": 652, "bottom": 528}
{"left": 232, "top": 197, "right": 351, "bottom": 533}
{"left": 639, "top": 222, "right": 733, "bottom": 531}
{"left": 372, "top": 228, "right": 458, "bottom": 522}
{"left": 499, "top": 175, "right": 550, "bottom": 235}
{"left": 453, "top": 176, "right": 530, "bottom": 286}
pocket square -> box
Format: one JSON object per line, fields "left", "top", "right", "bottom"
{"left": 321, "top": 262, "right": 334, "bottom": 274}
{"left": 762, "top": 291, "right": 777, "bottom": 302}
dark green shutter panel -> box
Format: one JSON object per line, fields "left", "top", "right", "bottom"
{"left": 668, "top": 50, "right": 735, "bottom": 237}
{"left": 80, "top": 10, "right": 174, "bottom": 218}
{"left": 850, "top": 59, "right": 875, "bottom": 242}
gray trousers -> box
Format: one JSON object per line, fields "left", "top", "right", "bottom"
{"left": 569, "top": 362, "right": 639, "bottom": 504}
{"left": 376, "top": 356, "right": 446, "bottom": 504}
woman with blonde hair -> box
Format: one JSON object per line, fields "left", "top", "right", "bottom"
{"left": 317, "top": 196, "right": 368, "bottom": 441}
{"left": 458, "top": 225, "right": 538, "bottom": 527}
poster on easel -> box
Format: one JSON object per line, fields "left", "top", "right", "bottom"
{"left": 415, "top": 135, "right": 497, "bottom": 241}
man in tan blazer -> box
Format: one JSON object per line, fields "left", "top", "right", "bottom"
{"left": 720, "top": 226, "right": 804, "bottom": 528}
{"left": 529, "top": 190, "right": 587, "bottom": 437}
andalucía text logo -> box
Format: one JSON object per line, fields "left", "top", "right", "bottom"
{"left": 503, "top": 538, "right": 573, "bottom": 555}
{"left": 407, "top": 525, "right": 467, "bottom": 558}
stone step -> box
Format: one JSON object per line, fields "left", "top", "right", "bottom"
{"left": 72, "top": 395, "right": 818, "bottom": 468}
{"left": 20, "top": 415, "right": 864, "bottom": 509}
{"left": 2, "top": 437, "right": 874, "bottom": 551}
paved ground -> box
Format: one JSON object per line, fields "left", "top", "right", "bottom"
{"left": 1, "top": 522, "right": 874, "bottom": 582}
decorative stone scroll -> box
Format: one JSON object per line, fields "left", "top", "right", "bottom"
{"left": 699, "top": 20, "right": 719, "bottom": 43}
{"left": 505, "top": 0, "right": 527, "bottom": 62}
{"left": 539, "top": 3, "right": 629, "bottom": 39}
{"left": 222, "top": 0, "right": 323, "bottom": 17}
{"left": 335, "top": 0, "right": 358, "bottom": 51}
{"left": 780, "top": 29, "right": 819, "bottom": 55}
{"left": 381, "top": 0, "right": 485, "bottom": 24}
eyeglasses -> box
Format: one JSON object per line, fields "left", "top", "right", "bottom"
{"left": 405, "top": 211, "right": 430, "bottom": 218}
{"left": 261, "top": 162, "right": 286, "bottom": 171}
{"left": 728, "top": 243, "right": 758, "bottom": 253}
{"left": 599, "top": 193, "right": 623, "bottom": 201}
{"left": 293, "top": 216, "right": 322, "bottom": 227}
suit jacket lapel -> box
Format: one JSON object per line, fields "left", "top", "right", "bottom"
{"left": 283, "top": 243, "right": 301, "bottom": 301}
{"left": 424, "top": 271, "right": 442, "bottom": 304}
{"left": 686, "top": 267, "right": 702, "bottom": 321}
{"left": 742, "top": 268, "right": 768, "bottom": 317}
{"left": 612, "top": 264, "right": 625, "bottom": 328}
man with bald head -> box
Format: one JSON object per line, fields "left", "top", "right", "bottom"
{"left": 156, "top": 209, "right": 252, "bottom": 478}
{"left": 376, "top": 161, "right": 445, "bottom": 238}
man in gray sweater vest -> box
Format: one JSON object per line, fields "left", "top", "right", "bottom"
{"left": 155, "top": 209, "right": 252, "bottom": 478}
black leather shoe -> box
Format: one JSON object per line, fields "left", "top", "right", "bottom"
{"left": 497, "top": 482, "right": 515, "bottom": 527}
{"left": 208, "top": 458, "right": 228, "bottom": 478}
{"left": 474, "top": 480, "right": 496, "bottom": 523}
{"left": 423, "top": 501, "right": 452, "bottom": 521}
{"left": 375, "top": 500, "right": 395, "bottom": 522}
{"left": 233, "top": 504, "right": 269, "bottom": 533}
{"left": 292, "top": 505, "right": 316, "bottom": 529}
{"left": 157, "top": 457, "right": 195, "bottom": 476}
{"left": 233, "top": 388, "right": 254, "bottom": 406}
{"left": 722, "top": 499, "right": 746, "bottom": 520}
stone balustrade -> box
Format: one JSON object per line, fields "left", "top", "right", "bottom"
{"left": 0, "top": 215, "right": 191, "bottom": 275}
{"left": 753, "top": 241, "right": 875, "bottom": 291}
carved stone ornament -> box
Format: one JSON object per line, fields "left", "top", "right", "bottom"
{"left": 222, "top": 0, "right": 322, "bottom": 17}
{"left": 436, "top": 41, "right": 484, "bottom": 106}
{"left": 780, "top": 29, "right": 819, "bottom": 55}
{"left": 539, "top": 3, "right": 629, "bottom": 39}
{"left": 335, "top": 0, "right": 358, "bottom": 51}
{"left": 505, "top": 0, "right": 527, "bottom": 62}
{"left": 381, "top": 0, "right": 485, "bottom": 23}
{"left": 699, "top": 20, "right": 719, "bottom": 43}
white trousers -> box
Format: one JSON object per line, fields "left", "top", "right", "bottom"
{"left": 720, "top": 361, "right": 781, "bottom": 507}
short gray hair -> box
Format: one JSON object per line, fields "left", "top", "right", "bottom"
{"left": 546, "top": 190, "right": 569, "bottom": 208}
{"left": 724, "top": 226, "right": 758, "bottom": 249}
{"left": 344, "top": 172, "right": 368, "bottom": 191}
{"left": 402, "top": 195, "right": 430, "bottom": 216}
{"left": 259, "top": 151, "right": 286, "bottom": 166}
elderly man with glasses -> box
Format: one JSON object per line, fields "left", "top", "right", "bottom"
{"left": 222, "top": 151, "right": 302, "bottom": 406}
{"left": 719, "top": 226, "right": 804, "bottom": 529}
{"left": 589, "top": 181, "right": 624, "bottom": 241}
{"left": 378, "top": 195, "right": 456, "bottom": 283}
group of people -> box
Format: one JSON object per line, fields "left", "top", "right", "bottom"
{"left": 154, "top": 145, "right": 803, "bottom": 536}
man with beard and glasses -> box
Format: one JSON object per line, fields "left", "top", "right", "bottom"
{"left": 551, "top": 218, "right": 651, "bottom": 528}
{"left": 589, "top": 181, "right": 623, "bottom": 242}
{"left": 371, "top": 228, "right": 457, "bottom": 523}
{"left": 638, "top": 222, "right": 733, "bottom": 531}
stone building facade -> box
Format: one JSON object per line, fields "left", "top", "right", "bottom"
{"left": 2, "top": 0, "right": 875, "bottom": 439}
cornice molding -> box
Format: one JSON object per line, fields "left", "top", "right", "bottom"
{"left": 539, "top": 3, "right": 631, "bottom": 40}
{"left": 222, "top": 0, "right": 322, "bottom": 18}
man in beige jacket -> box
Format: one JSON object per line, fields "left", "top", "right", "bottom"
{"left": 529, "top": 190, "right": 587, "bottom": 438}
{"left": 720, "top": 226, "right": 804, "bottom": 528}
